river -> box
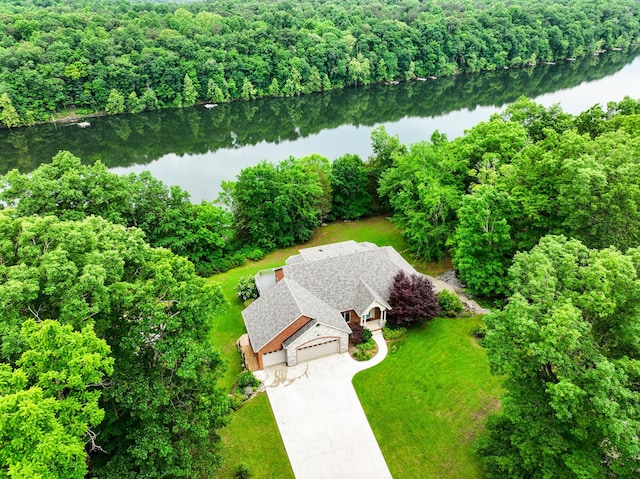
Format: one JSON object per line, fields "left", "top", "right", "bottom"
{"left": 1, "top": 48, "right": 640, "bottom": 202}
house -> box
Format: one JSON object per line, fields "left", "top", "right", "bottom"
{"left": 240, "top": 241, "right": 418, "bottom": 369}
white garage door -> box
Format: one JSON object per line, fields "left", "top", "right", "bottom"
{"left": 296, "top": 338, "right": 340, "bottom": 363}
{"left": 262, "top": 349, "right": 286, "bottom": 367}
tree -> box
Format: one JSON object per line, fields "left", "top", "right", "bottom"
{"left": 228, "top": 158, "right": 324, "bottom": 250}
{"left": 0, "top": 211, "right": 229, "bottom": 478}
{"left": 367, "top": 126, "right": 407, "bottom": 212}
{"left": 140, "top": 87, "right": 159, "bottom": 111}
{"left": 478, "top": 236, "right": 640, "bottom": 478}
{"left": 330, "top": 154, "right": 371, "bottom": 220}
{"left": 387, "top": 271, "right": 440, "bottom": 327}
{"left": 183, "top": 74, "right": 198, "bottom": 107}
{"left": 126, "top": 91, "right": 142, "bottom": 114}
{"left": 0, "top": 92, "right": 20, "bottom": 127}
{"left": 450, "top": 184, "right": 516, "bottom": 298}
{"left": 0, "top": 320, "right": 113, "bottom": 479}
{"left": 240, "top": 78, "right": 257, "bottom": 100}
{"left": 379, "top": 140, "right": 463, "bottom": 261}
{"left": 207, "top": 79, "right": 226, "bottom": 103}
{"left": 105, "top": 88, "right": 125, "bottom": 115}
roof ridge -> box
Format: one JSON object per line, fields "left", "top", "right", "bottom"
{"left": 283, "top": 277, "right": 305, "bottom": 314}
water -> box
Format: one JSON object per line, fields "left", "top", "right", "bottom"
{"left": 1, "top": 49, "right": 639, "bottom": 202}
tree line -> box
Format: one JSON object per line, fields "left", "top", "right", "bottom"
{"left": 1, "top": 0, "right": 640, "bottom": 127}
{"left": 2, "top": 47, "right": 638, "bottom": 177}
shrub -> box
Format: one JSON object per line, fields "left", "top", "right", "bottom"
{"left": 237, "top": 370, "right": 260, "bottom": 389}
{"left": 236, "top": 463, "right": 252, "bottom": 479}
{"left": 207, "top": 252, "right": 247, "bottom": 274}
{"left": 382, "top": 326, "right": 407, "bottom": 340}
{"left": 350, "top": 322, "right": 364, "bottom": 344}
{"left": 438, "top": 290, "right": 464, "bottom": 317}
{"left": 472, "top": 325, "right": 487, "bottom": 346}
{"left": 245, "top": 248, "right": 265, "bottom": 261}
{"left": 228, "top": 393, "right": 244, "bottom": 411}
{"left": 361, "top": 327, "right": 373, "bottom": 343}
{"left": 236, "top": 275, "right": 258, "bottom": 301}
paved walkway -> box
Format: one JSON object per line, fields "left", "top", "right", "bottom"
{"left": 255, "top": 331, "right": 392, "bottom": 479}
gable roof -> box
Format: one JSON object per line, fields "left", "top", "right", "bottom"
{"left": 242, "top": 278, "right": 350, "bottom": 352}
{"left": 282, "top": 244, "right": 417, "bottom": 316}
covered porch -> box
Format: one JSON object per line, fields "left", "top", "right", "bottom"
{"left": 362, "top": 305, "right": 386, "bottom": 331}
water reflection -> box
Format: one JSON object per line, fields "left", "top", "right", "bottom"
{"left": 0, "top": 49, "right": 639, "bottom": 201}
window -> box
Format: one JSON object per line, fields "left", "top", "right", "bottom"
{"left": 341, "top": 311, "right": 351, "bottom": 322}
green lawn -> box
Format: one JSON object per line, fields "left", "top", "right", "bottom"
{"left": 353, "top": 317, "right": 503, "bottom": 479}
{"left": 217, "top": 393, "right": 294, "bottom": 479}
{"left": 210, "top": 217, "right": 486, "bottom": 479}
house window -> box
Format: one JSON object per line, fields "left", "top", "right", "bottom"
{"left": 341, "top": 311, "right": 350, "bottom": 322}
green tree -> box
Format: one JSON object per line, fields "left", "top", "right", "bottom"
{"left": 0, "top": 92, "right": 20, "bottom": 127}
{"left": 140, "top": 87, "right": 159, "bottom": 111}
{"left": 105, "top": 88, "right": 125, "bottom": 115}
{"left": 0, "top": 320, "right": 113, "bottom": 479}
{"left": 126, "top": 91, "right": 142, "bottom": 114}
{"left": 228, "top": 158, "right": 323, "bottom": 249}
{"left": 479, "top": 235, "right": 640, "bottom": 478}
{"left": 0, "top": 212, "right": 229, "bottom": 478}
{"left": 450, "top": 184, "right": 516, "bottom": 298}
{"left": 330, "top": 154, "right": 371, "bottom": 220}
{"left": 207, "top": 79, "right": 226, "bottom": 103}
{"left": 241, "top": 78, "right": 257, "bottom": 100}
{"left": 183, "top": 74, "right": 198, "bottom": 107}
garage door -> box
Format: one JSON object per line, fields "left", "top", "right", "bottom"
{"left": 262, "top": 349, "right": 286, "bottom": 367}
{"left": 296, "top": 338, "right": 340, "bottom": 363}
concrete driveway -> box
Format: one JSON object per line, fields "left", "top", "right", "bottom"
{"left": 255, "top": 331, "right": 392, "bottom": 479}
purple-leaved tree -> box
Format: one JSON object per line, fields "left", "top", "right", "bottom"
{"left": 387, "top": 271, "right": 440, "bottom": 327}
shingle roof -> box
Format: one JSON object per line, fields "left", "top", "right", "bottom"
{"left": 282, "top": 245, "right": 417, "bottom": 316}
{"left": 242, "top": 242, "right": 417, "bottom": 352}
{"left": 242, "top": 278, "right": 350, "bottom": 352}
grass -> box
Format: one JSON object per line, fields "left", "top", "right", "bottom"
{"left": 210, "top": 217, "right": 486, "bottom": 479}
{"left": 217, "top": 393, "right": 294, "bottom": 479}
{"left": 353, "top": 317, "right": 503, "bottom": 479}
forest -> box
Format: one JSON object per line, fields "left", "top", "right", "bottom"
{"left": 1, "top": 0, "right": 640, "bottom": 126}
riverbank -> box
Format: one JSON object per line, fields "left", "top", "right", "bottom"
{"left": 3, "top": 48, "right": 637, "bottom": 132}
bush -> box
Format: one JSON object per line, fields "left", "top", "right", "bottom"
{"left": 382, "top": 326, "right": 407, "bottom": 340}
{"left": 353, "top": 338, "right": 376, "bottom": 361}
{"left": 438, "top": 290, "right": 464, "bottom": 317}
{"left": 206, "top": 252, "right": 247, "bottom": 274}
{"left": 245, "top": 248, "right": 265, "bottom": 261}
{"left": 350, "top": 322, "right": 364, "bottom": 345}
{"left": 361, "top": 327, "right": 372, "bottom": 343}
{"left": 236, "top": 275, "right": 258, "bottom": 301}
{"left": 237, "top": 370, "right": 260, "bottom": 389}
{"left": 236, "top": 463, "right": 252, "bottom": 479}
{"left": 228, "top": 393, "right": 245, "bottom": 411}
{"left": 472, "top": 325, "right": 487, "bottom": 347}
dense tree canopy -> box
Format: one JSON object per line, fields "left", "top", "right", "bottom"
{"left": 0, "top": 211, "right": 229, "bottom": 478}
{"left": 381, "top": 96, "right": 640, "bottom": 298}
{"left": 478, "top": 236, "right": 640, "bottom": 478}
{"left": 0, "top": 0, "right": 639, "bottom": 126}
{"left": 0, "top": 151, "right": 235, "bottom": 274}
